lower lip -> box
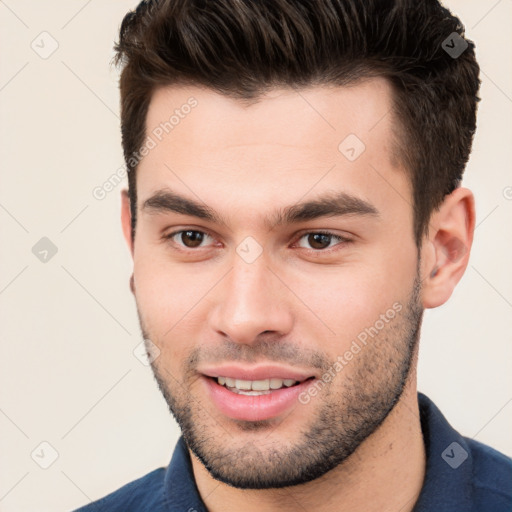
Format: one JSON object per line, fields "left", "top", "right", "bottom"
{"left": 202, "top": 376, "right": 315, "bottom": 422}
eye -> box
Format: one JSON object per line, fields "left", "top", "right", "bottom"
{"left": 295, "top": 231, "right": 350, "bottom": 251}
{"left": 163, "top": 229, "right": 351, "bottom": 253}
{"left": 164, "top": 229, "right": 215, "bottom": 249}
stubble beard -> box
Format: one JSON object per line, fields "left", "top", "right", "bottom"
{"left": 137, "top": 273, "right": 424, "bottom": 489}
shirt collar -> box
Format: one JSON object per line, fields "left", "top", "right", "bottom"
{"left": 163, "top": 435, "right": 209, "bottom": 512}
{"left": 413, "top": 392, "right": 475, "bottom": 511}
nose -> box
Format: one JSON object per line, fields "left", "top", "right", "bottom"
{"left": 208, "top": 255, "right": 294, "bottom": 346}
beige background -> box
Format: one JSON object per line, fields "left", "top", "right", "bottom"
{"left": 0, "top": 1, "right": 511, "bottom": 510}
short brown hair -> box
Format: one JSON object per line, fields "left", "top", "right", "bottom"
{"left": 114, "top": 0, "right": 480, "bottom": 246}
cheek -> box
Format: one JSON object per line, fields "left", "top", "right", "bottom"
{"left": 132, "top": 248, "right": 221, "bottom": 359}
{"left": 134, "top": 257, "right": 175, "bottom": 322}
{"left": 289, "top": 262, "right": 412, "bottom": 352}
{"left": 132, "top": 248, "right": 192, "bottom": 351}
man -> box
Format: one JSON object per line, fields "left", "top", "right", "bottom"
{"left": 75, "top": 0, "right": 512, "bottom": 510}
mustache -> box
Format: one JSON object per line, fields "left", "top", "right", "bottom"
{"left": 183, "top": 338, "right": 331, "bottom": 373}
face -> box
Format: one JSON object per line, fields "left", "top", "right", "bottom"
{"left": 126, "top": 78, "right": 424, "bottom": 489}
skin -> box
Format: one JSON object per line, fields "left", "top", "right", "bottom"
{"left": 121, "top": 78, "right": 475, "bottom": 512}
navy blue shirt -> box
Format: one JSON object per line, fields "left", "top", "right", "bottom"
{"left": 73, "top": 393, "right": 512, "bottom": 511}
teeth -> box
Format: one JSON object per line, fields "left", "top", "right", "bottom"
{"left": 235, "top": 379, "right": 252, "bottom": 390}
{"left": 229, "top": 388, "right": 272, "bottom": 396}
{"left": 270, "top": 378, "right": 283, "bottom": 389}
{"left": 251, "top": 379, "right": 270, "bottom": 391}
{"left": 216, "top": 376, "right": 299, "bottom": 391}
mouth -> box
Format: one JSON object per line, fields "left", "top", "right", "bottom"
{"left": 209, "top": 375, "right": 314, "bottom": 396}
{"left": 201, "top": 372, "right": 317, "bottom": 422}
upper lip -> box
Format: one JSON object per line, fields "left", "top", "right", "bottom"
{"left": 200, "top": 364, "right": 316, "bottom": 382}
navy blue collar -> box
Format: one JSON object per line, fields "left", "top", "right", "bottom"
{"left": 161, "top": 393, "right": 476, "bottom": 512}
{"left": 412, "top": 392, "right": 475, "bottom": 511}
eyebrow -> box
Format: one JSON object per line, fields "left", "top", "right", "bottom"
{"left": 141, "top": 188, "right": 379, "bottom": 230}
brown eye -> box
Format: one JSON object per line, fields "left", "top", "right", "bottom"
{"left": 297, "top": 231, "right": 348, "bottom": 251}
{"left": 166, "top": 230, "right": 212, "bottom": 249}
{"left": 307, "top": 233, "right": 331, "bottom": 250}
{"left": 180, "top": 230, "right": 204, "bottom": 248}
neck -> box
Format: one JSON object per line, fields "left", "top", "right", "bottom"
{"left": 190, "top": 370, "right": 425, "bottom": 512}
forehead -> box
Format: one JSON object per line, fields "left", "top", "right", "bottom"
{"left": 138, "top": 78, "right": 410, "bottom": 226}
{"left": 145, "top": 77, "right": 398, "bottom": 153}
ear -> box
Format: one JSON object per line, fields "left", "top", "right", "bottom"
{"left": 420, "top": 187, "right": 475, "bottom": 309}
{"left": 121, "top": 188, "right": 134, "bottom": 257}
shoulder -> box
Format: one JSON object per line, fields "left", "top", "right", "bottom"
{"left": 72, "top": 467, "right": 168, "bottom": 512}
{"left": 465, "top": 437, "right": 512, "bottom": 510}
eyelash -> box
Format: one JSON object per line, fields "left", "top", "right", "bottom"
{"left": 163, "top": 229, "right": 351, "bottom": 254}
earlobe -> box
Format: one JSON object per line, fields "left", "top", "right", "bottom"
{"left": 421, "top": 187, "right": 475, "bottom": 309}
{"left": 121, "top": 189, "right": 134, "bottom": 256}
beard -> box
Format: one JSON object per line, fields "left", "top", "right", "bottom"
{"left": 135, "top": 270, "right": 424, "bottom": 490}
